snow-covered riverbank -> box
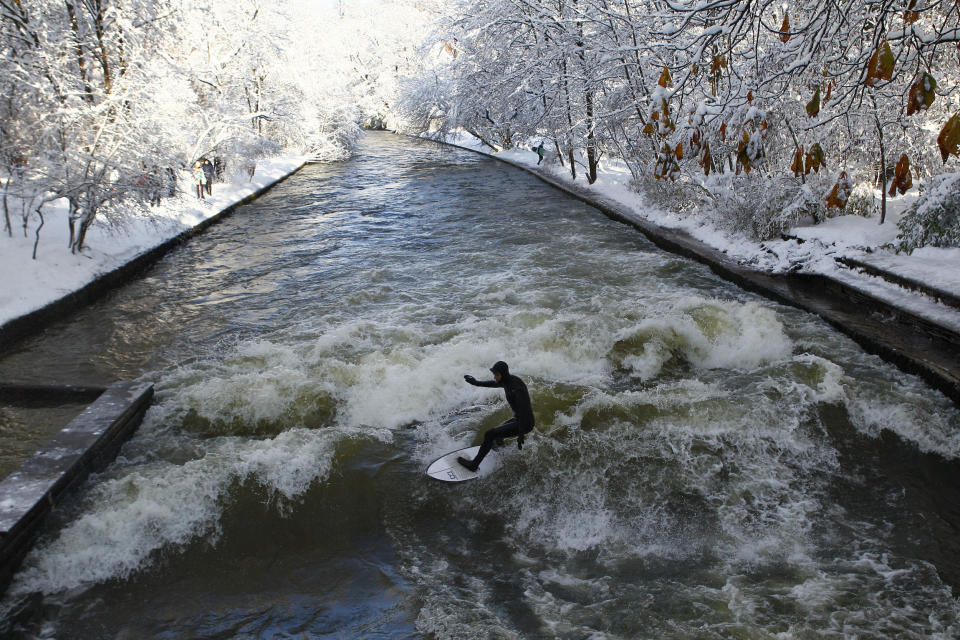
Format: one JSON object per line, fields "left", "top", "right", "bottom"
{"left": 440, "top": 133, "right": 960, "bottom": 338}
{"left": 0, "top": 156, "right": 307, "bottom": 331}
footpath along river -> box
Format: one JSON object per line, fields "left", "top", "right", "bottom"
{"left": 1, "top": 132, "right": 959, "bottom": 638}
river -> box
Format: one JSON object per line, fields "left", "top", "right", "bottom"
{"left": 1, "top": 133, "right": 959, "bottom": 638}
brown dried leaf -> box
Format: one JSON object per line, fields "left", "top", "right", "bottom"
{"left": 791, "top": 146, "right": 804, "bottom": 177}
{"left": 805, "top": 142, "right": 825, "bottom": 174}
{"left": 888, "top": 154, "right": 913, "bottom": 196}
{"left": 906, "top": 73, "right": 937, "bottom": 116}
{"left": 658, "top": 66, "right": 672, "bottom": 88}
{"left": 806, "top": 86, "right": 821, "bottom": 117}
{"left": 937, "top": 112, "right": 960, "bottom": 163}
{"left": 904, "top": 0, "right": 919, "bottom": 24}
{"left": 866, "top": 42, "right": 895, "bottom": 87}
{"left": 826, "top": 171, "right": 852, "bottom": 209}
{"left": 737, "top": 132, "right": 753, "bottom": 173}
{"left": 779, "top": 12, "right": 790, "bottom": 43}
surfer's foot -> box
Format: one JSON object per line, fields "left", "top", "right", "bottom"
{"left": 457, "top": 456, "right": 479, "bottom": 472}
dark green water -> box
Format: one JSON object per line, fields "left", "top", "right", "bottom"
{"left": 1, "top": 133, "right": 958, "bottom": 638}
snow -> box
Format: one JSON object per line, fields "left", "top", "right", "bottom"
{"left": 0, "top": 156, "right": 306, "bottom": 329}
{"left": 792, "top": 212, "right": 898, "bottom": 249}
{"left": 441, "top": 130, "right": 960, "bottom": 334}
{"left": 848, "top": 247, "right": 960, "bottom": 304}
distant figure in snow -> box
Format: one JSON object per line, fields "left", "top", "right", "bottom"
{"left": 149, "top": 165, "right": 163, "bottom": 207}
{"left": 200, "top": 158, "right": 214, "bottom": 196}
{"left": 458, "top": 361, "right": 535, "bottom": 472}
{"left": 135, "top": 163, "right": 150, "bottom": 202}
{"left": 535, "top": 142, "right": 545, "bottom": 165}
{"left": 213, "top": 156, "right": 225, "bottom": 182}
{"left": 192, "top": 161, "right": 206, "bottom": 199}
{"left": 166, "top": 167, "right": 178, "bottom": 197}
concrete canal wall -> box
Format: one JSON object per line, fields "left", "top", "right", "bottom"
{"left": 0, "top": 382, "right": 154, "bottom": 596}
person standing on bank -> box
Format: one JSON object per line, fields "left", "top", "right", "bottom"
{"left": 192, "top": 161, "right": 206, "bottom": 200}
{"left": 201, "top": 158, "right": 214, "bottom": 196}
{"left": 458, "top": 361, "right": 535, "bottom": 472}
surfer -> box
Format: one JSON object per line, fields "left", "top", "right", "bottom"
{"left": 458, "top": 361, "right": 534, "bottom": 472}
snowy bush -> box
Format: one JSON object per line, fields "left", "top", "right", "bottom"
{"left": 896, "top": 172, "right": 960, "bottom": 252}
{"left": 845, "top": 183, "right": 876, "bottom": 218}
{"left": 630, "top": 175, "right": 707, "bottom": 217}
{"left": 709, "top": 174, "right": 826, "bottom": 240}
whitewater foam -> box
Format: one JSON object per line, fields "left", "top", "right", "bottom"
{"left": 610, "top": 297, "right": 793, "bottom": 380}
{"left": 10, "top": 423, "right": 382, "bottom": 595}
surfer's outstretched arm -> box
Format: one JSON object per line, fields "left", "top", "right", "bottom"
{"left": 464, "top": 374, "right": 499, "bottom": 388}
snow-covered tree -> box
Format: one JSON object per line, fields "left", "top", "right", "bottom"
{"left": 1, "top": 0, "right": 433, "bottom": 258}
{"left": 405, "top": 0, "right": 960, "bottom": 241}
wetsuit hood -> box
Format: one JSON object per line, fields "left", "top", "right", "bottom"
{"left": 490, "top": 361, "right": 509, "bottom": 378}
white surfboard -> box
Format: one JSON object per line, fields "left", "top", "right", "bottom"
{"left": 426, "top": 446, "right": 482, "bottom": 482}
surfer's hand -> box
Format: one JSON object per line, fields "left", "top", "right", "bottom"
{"left": 464, "top": 374, "right": 476, "bottom": 384}
{"left": 517, "top": 434, "right": 524, "bottom": 450}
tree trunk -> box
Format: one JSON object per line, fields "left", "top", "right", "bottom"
{"left": 91, "top": 0, "right": 112, "bottom": 94}
{"left": 875, "top": 114, "right": 887, "bottom": 225}
{"left": 586, "top": 145, "right": 598, "bottom": 184}
{"left": 585, "top": 90, "right": 598, "bottom": 184}
{"left": 466, "top": 128, "right": 501, "bottom": 152}
{"left": 872, "top": 98, "right": 886, "bottom": 225}
{"left": 64, "top": 1, "right": 94, "bottom": 101}
{"left": 561, "top": 59, "right": 577, "bottom": 181}
{"left": 21, "top": 200, "right": 30, "bottom": 237}
{"left": 67, "top": 198, "right": 78, "bottom": 248}
{"left": 73, "top": 211, "right": 95, "bottom": 254}
{"left": 32, "top": 206, "right": 44, "bottom": 260}
{"left": 3, "top": 178, "right": 12, "bottom": 237}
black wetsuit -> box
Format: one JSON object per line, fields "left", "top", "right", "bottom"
{"left": 464, "top": 362, "right": 534, "bottom": 468}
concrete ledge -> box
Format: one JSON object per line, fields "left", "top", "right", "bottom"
{"left": 836, "top": 256, "right": 960, "bottom": 312}
{"left": 0, "top": 381, "right": 154, "bottom": 595}
{"left": 0, "top": 163, "right": 307, "bottom": 355}
{"left": 435, "top": 138, "right": 960, "bottom": 404}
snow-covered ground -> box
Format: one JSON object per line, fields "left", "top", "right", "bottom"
{"left": 442, "top": 132, "right": 960, "bottom": 335}
{"left": 0, "top": 156, "right": 306, "bottom": 329}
